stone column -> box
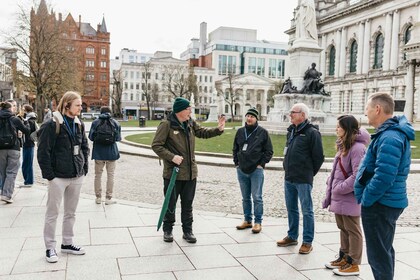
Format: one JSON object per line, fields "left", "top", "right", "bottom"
{"left": 362, "top": 19, "right": 371, "bottom": 74}
{"left": 405, "top": 60, "right": 415, "bottom": 122}
{"left": 339, "top": 27, "right": 347, "bottom": 77}
{"left": 320, "top": 34, "right": 327, "bottom": 77}
{"left": 357, "top": 22, "right": 365, "bottom": 74}
{"left": 261, "top": 89, "right": 267, "bottom": 119}
{"left": 335, "top": 29, "right": 341, "bottom": 78}
{"left": 390, "top": 10, "right": 400, "bottom": 70}
{"left": 383, "top": 12, "right": 393, "bottom": 71}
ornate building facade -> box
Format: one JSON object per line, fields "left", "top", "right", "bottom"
{"left": 286, "top": 0, "right": 419, "bottom": 122}
{"left": 31, "top": 0, "right": 110, "bottom": 111}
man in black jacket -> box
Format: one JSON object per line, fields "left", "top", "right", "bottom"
{"left": 233, "top": 108, "right": 273, "bottom": 234}
{"left": 277, "top": 103, "right": 324, "bottom": 254}
{"left": 37, "top": 91, "right": 89, "bottom": 263}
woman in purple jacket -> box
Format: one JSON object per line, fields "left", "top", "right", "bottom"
{"left": 322, "top": 115, "right": 370, "bottom": 276}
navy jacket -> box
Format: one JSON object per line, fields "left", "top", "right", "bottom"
{"left": 0, "top": 109, "right": 30, "bottom": 151}
{"left": 88, "top": 113, "right": 121, "bottom": 161}
{"left": 354, "top": 116, "right": 414, "bottom": 208}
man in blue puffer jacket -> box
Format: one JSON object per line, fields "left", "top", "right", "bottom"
{"left": 354, "top": 92, "right": 415, "bottom": 280}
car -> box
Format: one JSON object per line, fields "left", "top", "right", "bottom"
{"left": 81, "top": 112, "right": 100, "bottom": 120}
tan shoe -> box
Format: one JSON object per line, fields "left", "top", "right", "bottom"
{"left": 333, "top": 263, "right": 360, "bottom": 276}
{"left": 299, "top": 243, "right": 313, "bottom": 254}
{"left": 276, "top": 236, "right": 298, "bottom": 247}
{"left": 251, "top": 223, "right": 262, "bottom": 233}
{"left": 236, "top": 221, "right": 252, "bottom": 230}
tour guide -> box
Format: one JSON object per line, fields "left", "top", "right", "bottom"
{"left": 152, "top": 97, "right": 225, "bottom": 243}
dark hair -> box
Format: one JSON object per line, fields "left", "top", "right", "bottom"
{"left": 337, "top": 115, "right": 360, "bottom": 156}
{"left": 23, "top": 104, "right": 33, "bottom": 112}
{"left": 100, "top": 106, "right": 111, "bottom": 114}
{"left": 0, "top": 102, "right": 12, "bottom": 110}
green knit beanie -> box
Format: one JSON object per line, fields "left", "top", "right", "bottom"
{"left": 245, "top": 107, "right": 259, "bottom": 120}
{"left": 173, "top": 97, "right": 191, "bottom": 113}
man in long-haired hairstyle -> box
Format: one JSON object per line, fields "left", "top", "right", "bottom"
{"left": 37, "top": 91, "right": 90, "bottom": 263}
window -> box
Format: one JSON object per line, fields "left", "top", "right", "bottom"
{"left": 329, "top": 46, "right": 336, "bottom": 76}
{"left": 100, "top": 61, "right": 107, "bottom": 68}
{"left": 269, "top": 59, "right": 277, "bottom": 78}
{"left": 130, "top": 71, "right": 134, "bottom": 79}
{"left": 374, "top": 34, "right": 384, "bottom": 69}
{"left": 124, "top": 82, "right": 128, "bottom": 89}
{"left": 404, "top": 25, "right": 412, "bottom": 60}
{"left": 205, "top": 76, "right": 207, "bottom": 82}
{"left": 86, "top": 46, "right": 94, "bottom": 54}
{"left": 199, "top": 76, "right": 202, "bottom": 82}
{"left": 136, "top": 71, "right": 140, "bottom": 79}
{"left": 349, "top": 41, "right": 358, "bottom": 73}
{"left": 101, "top": 48, "right": 106, "bottom": 55}
{"left": 248, "top": 57, "right": 256, "bottom": 74}
{"left": 218, "top": 55, "right": 237, "bottom": 75}
{"left": 257, "top": 58, "right": 265, "bottom": 76}
{"left": 85, "top": 73, "right": 94, "bottom": 80}
{"left": 86, "top": 60, "right": 94, "bottom": 67}
{"left": 100, "top": 73, "right": 107, "bottom": 81}
{"left": 136, "top": 83, "right": 140, "bottom": 90}
{"left": 155, "top": 73, "right": 159, "bottom": 79}
{"left": 225, "top": 105, "right": 229, "bottom": 114}
{"left": 130, "top": 83, "right": 133, "bottom": 89}
{"left": 210, "top": 76, "right": 213, "bottom": 82}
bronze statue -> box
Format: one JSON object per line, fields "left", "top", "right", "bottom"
{"left": 301, "top": 63, "right": 327, "bottom": 95}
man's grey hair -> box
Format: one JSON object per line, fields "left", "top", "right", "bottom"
{"left": 293, "top": 103, "right": 310, "bottom": 119}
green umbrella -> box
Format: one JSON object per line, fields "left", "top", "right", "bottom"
{"left": 157, "top": 166, "right": 179, "bottom": 231}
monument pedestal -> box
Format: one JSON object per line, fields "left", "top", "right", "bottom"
{"left": 205, "top": 103, "right": 219, "bottom": 122}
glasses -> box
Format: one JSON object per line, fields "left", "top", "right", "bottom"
{"left": 289, "top": 111, "right": 302, "bottom": 114}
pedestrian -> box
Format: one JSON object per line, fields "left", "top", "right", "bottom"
{"left": 277, "top": 103, "right": 324, "bottom": 254}
{"left": 20, "top": 104, "right": 38, "bottom": 188}
{"left": 152, "top": 97, "right": 225, "bottom": 243}
{"left": 354, "top": 92, "right": 414, "bottom": 280}
{"left": 88, "top": 106, "right": 121, "bottom": 205}
{"left": 37, "top": 91, "right": 89, "bottom": 263}
{"left": 233, "top": 107, "right": 273, "bottom": 233}
{"left": 322, "top": 115, "right": 369, "bottom": 276}
{"left": 0, "top": 101, "right": 30, "bottom": 203}
{"left": 43, "top": 107, "right": 52, "bottom": 123}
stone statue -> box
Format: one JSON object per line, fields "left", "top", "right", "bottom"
{"left": 280, "top": 77, "right": 298, "bottom": 94}
{"left": 301, "top": 63, "right": 327, "bottom": 95}
{"left": 295, "top": 0, "right": 318, "bottom": 41}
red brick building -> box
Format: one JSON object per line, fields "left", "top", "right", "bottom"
{"left": 31, "top": 0, "right": 110, "bottom": 111}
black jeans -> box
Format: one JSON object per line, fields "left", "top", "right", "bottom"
{"left": 361, "top": 202, "right": 404, "bottom": 280}
{"left": 162, "top": 179, "right": 196, "bottom": 234}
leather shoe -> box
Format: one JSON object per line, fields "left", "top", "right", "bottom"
{"left": 163, "top": 231, "right": 173, "bottom": 242}
{"left": 252, "top": 223, "right": 262, "bottom": 233}
{"left": 183, "top": 232, "right": 197, "bottom": 243}
{"left": 236, "top": 221, "right": 252, "bottom": 230}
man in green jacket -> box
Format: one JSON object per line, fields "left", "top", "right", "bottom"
{"left": 152, "top": 97, "right": 225, "bottom": 243}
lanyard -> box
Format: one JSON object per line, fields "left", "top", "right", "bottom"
{"left": 244, "top": 125, "right": 258, "bottom": 141}
{"left": 63, "top": 116, "right": 76, "bottom": 141}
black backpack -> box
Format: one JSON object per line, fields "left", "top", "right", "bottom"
{"left": 93, "top": 118, "right": 116, "bottom": 145}
{"left": 0, "top": 117, "right": 17, "bottom": 149}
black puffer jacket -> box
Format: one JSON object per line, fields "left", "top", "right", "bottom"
{"left": 283, "top": 120, "right": 324, "bottom": 184}
{"left": 37, "top": 112, "right": 89, "bottom": 180}
{"left": 23, "top": 112, "right": 38, "bottom": 148}
{"left": 233, "top": 123, "right": 273, "bottom": 174}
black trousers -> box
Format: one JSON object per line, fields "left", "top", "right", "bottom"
{"left": 162, "top": 179, "right": 196, "bottom": 233}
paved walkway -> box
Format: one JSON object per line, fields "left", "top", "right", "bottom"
{"left": 1, "top": 184, "right": 420, "bottom": 279}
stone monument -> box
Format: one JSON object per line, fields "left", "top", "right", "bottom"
{"left": 205, "top": 92, "right": 219, "bottom": 122}
{"left": 265, "top": 0, "right": 336, "bottom": 134}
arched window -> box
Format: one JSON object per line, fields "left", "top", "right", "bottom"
{"left": 329, "top": 46, "right": 336, "bottom": 76}
{"left": 404, "top": 25, "right": 412, "bottom": 60}
{"left": 349, "top": 41, "right": 358, "bottom": 73}
{"left": 374, "top": 34, "right": 384, "bottom": 69}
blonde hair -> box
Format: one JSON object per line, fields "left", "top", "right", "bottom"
{"left": 57, "top": 91, "right": 82, "bottom": 114}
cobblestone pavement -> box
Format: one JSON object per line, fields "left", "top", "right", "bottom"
{"left": 28, "top": 152, "right": 420, "bottom": 227}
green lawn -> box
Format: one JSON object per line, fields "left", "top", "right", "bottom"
{"left": 125, "top": 127, "right": 420, "bottom": 158}
{"left": 117, "top": 119, "right": 242, "bottom": 128}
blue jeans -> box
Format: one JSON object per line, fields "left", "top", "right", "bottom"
{"left": 237, "top": 167, "right": 264, "bottom": 224}
{"left": 284, "top": 180, "right": 314, "bottom": 244}
{"left": 362, "top": 202, "right": 404, "bottom": 280}
{"left": 22, "top": 146, "right": 34, "bottom": 185}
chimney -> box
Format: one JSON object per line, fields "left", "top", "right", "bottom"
{"left": 199, "top": 22, "right": 207, "bottom": 57}
{"left": 78, "top": 15, "right": 81, "bottom": 28}
{"left": 58, "top": 13, "right": 62, "bottom": 21}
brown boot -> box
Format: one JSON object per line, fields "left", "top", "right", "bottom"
{"left": 236, "top": 221, "right": 252, "bottom": 230}
{"left": 251, "top": 223, "right": 262, "bottom": 233}
{"left": 276, "top": 236, "right": 298, "bottom": 247}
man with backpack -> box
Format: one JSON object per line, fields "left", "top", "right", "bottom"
{"left": 88, "top": 106, "right": 121, "bottom": 205}
{"left": 0, "top": 101, "right": 30, "bottom": 203}
{"left": 20, "top": 104, "right": 38, "bottom": 188}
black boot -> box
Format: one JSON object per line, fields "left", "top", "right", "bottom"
{"left": 182, "top": 232, "right": 197, "bottom": 243}
{"left": 163, "top": 231, "right": 173, "bottom": 242}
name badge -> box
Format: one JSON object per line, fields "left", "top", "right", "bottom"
{"left": 242, "top": 143, "right": 248, "bottom": 151}
{"left": 73, "top": 145, "right": 80, "bottom": 156}
{"left": 283, "top": 146, "right": 288, "bottom": 155}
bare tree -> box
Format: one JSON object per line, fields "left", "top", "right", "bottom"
{"left": 3, "top": 3, "right": 82, "bottom": 118}
{"left": 216, "top": 73, "right": 244, "bottom": 122}
{"left": 150, "top": 82, "right": 159, "bottom": 119}
{"left": 161, "top": 64, "right": 198, "bottom": 99}
{"left": 141, "top": 61, "right": 154, "bottom": 120}
{"left": 268, "top": 80, "right": 284, "bottom": 107}
{"left": 111, "top": 69, "right": 123, "bottom": 117}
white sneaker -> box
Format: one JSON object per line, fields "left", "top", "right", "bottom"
{"left": 46, "top": 249, "right": 58, "bottom": 263}
{"left": 105, "top": 198, "right": 117, "bottom": 205}
{"left": 61, "top": 244, "right": 85, "bottom": 255}
{"left": 95, "top": 197, "right": 102, "bottom": 204}
{"left": 1, "top": 196, "right": 13, "bottom": 203}
{"left": 19, "top": 184, "right": 33, "bottom": 188}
